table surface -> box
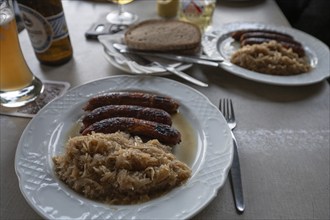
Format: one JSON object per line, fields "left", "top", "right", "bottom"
{"left": 1, "top": 0, "right": 329, "bottom": 219}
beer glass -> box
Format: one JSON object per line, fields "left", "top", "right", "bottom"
{"left": 106, "top": 0, "right": 138, "bottom": 25}
{"left": 0, "top": 0, "right": 43, "bottom": 107}
{"left": 178, "top": 0, "right": 216, "bottom": 31}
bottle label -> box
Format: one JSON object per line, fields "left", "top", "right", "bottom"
{"left": 179, "top": 0, "right": 216, "bottom": 30}
{"left": 181, "top": 0, "right": 205, "bottom": 17}
{"left": 47, "top": 12, "right": 69, "bottom": 41}
{"left": 18, "top": 4, "right": 69, "bottom": 53}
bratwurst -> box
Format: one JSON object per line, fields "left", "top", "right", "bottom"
{"left": 81, "top": 105, "right": 172, "bottom": 132}
{"left": 81, "top": 117, "right": 181, "bottom": 146}
{"left": 231, "top": 29, "right": 305, "bottom": 57}
{"left": 231, "top": 29, "right": 294, "bottom": 41}
{"left": 241, "top": 37, "right": 305, "bottom": 57}
{"left": 83, "top": 92, "right": 179, "bottom": 114}
{"left": 239, "top": 32, "right": 299, "bottom": 45}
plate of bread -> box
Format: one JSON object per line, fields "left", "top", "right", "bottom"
{"left": 98, "top": 19, "right": 203, "bottom": 75}
{"left": 203, "top": 22, "right": 330, "bottom": 86}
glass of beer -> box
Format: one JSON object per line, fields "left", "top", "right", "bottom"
{"left": 106, "top": 0, "right": 138, "bottom": 25}
{"left": 0, "top": 0, "right": 43, "bottom": 107}
{"left": 178, "top": 0, "right": 216, "bottom": 31}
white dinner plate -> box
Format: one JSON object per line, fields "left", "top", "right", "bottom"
{"left": 98, "top": 34, "right": 192, "bottom": 75}
{"left": 15, "top": 75, "right": 233, "bottom": 220}
{"left": 203, "top": 22, "right": 330, "bottom": 86}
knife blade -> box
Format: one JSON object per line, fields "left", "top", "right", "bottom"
{"left": 230, "top": 133, "right": 245, "bottom": 213}
{"left": 113, "top": 43, "right": 222, "bottom": 67}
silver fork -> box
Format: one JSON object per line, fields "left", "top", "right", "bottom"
{"left": 104, "top": 48, "right": 148, "bottom": 74}
{"left": 219, "top": 99, "right": 245, "bottom": 213}
{"left": 120, "top": 52, "right": 208, "bottom": 87}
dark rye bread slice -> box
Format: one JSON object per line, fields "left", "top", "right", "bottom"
{"left": 124, "top": 19, "right": 201, "bottom": 54}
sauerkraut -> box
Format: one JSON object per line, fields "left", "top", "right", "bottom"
{"left": 52, "top": 132, "right": 191, "bottom": 204}
{"left": 230, "top": 40, "right": 311, "bottom": 75}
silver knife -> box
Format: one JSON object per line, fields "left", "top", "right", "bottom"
{"left": 110, "top": 47, "right": 208, "bottom": 87}
{"left": 113, "top": 43, "right": 222, "bottom": 67}
{"left": 230, "top": 133, "right": 245, "bottom": 213}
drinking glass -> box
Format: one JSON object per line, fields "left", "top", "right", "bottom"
{"left": 106, "top": 0, "right": 138, "bottom": 25}
{"left": 178, "top": 0, "right": 216, "bottom": 31}
{"left": 0, "top": 0, "right": 43, "bottom": 107}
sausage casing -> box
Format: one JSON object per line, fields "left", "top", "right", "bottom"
{"left": 83, "top": 92, "right": 179, "bottom": 114}
{"left": 239, "top": 32, "right": 300, "bottom": 45}
{"left": 231, "top": 29, "right": 293, "bottom": 41}
{"left": 81, "top": 117, "right": 181, "bottom": 146}
{"left": 241, "top": 37, "right": 305, "bottom": 57}
{"left": 81, "top": 105, "right": 172, "bottom": 131}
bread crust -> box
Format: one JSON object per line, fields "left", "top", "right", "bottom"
{"left": 124, "top": 19, "right": 201, "bottom": 53}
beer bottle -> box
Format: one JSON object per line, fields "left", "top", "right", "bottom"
{"left": 16, "top": 0, "right": 73, "bottom": 66}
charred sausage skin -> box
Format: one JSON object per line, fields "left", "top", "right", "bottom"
{"left": 231, "top": 29, "right": 305, "bottom": 57}
{"left": 241, "top": 37, "right": 305, "bottom": 57}
{"left": 81, "top": 105, "right": 172, "bottom": 132}
{"left": 239, "top": 32, "right": 300, "bottom": 45}
{"left": 231, "top": 29, "right": 294, "bottom": 41}
{"left": 83, "top": 92, "right": 179, "bottom": 114}
{"left": 81, "top": 117, "right": 181, "bottom": 146}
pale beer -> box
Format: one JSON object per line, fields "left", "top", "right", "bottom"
{"left": 106, "top": 0, "right": 137, "bottom": 25}
{"left": 0, "top": 0, "right": 43, "bottom": 107}
{"left": 112, "top": 0, "right": 134, "bottom": 4}
{"left": 0, "top": 8, "right": 32, "bottom": 90}
{"left": 179, "top": 0, "right": 216, "bottom": 31}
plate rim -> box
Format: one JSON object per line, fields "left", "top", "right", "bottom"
{"left": 203, "top": 21, "right": 330, "bottom": 86}
{"left": 14, "top": 75, "right": 233, "bottom": 220}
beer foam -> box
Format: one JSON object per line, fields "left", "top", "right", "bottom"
{"left": 0, "top": 8, "right": 14, "bottom": 26}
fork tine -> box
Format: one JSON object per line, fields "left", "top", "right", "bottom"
{"left": 219, "top": 98, "right": 235, "bottom": 121}
{"left": 219, "top": 99, "right": 222, "bottom": 112}
{"left": 219, "top": 98, "right": 223, "bottom": 114}
{"left": 229, "top": 99, "right": 235, "bottom": 120}
{"left": 225, "top": 99, "right": 230, "bottom": 119}
{"left": 219, "top": 98, "right": 227, "bottom": 120}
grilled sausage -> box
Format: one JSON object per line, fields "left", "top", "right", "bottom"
{"left": 81, "top": 117, "right": 181, "bottom": 146}
{"left": 241, "top": 37, "right": 305, "bottom": 57}
{"left": 239, "top": 32, "right": 300, "bottom": 45}
{"left": 81, "top": 105, "right": 172, "bottom": 132}
{"left": 83, "top": 92, "right": 179, "bottom": 114}
{"left": 231, "top": 29, "right": 293, "bottom": 41}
